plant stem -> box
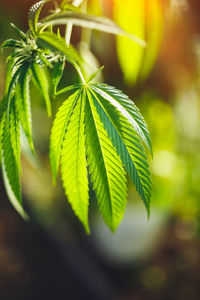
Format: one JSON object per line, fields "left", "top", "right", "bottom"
{"left": 65, "top": 23, "right": 73, "bottom": 46}
{"left": 64, "top": 0, "right": 86, "bottom": 83}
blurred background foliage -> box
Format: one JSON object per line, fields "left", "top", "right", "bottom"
{"left": 0, "top": 0, "right": 200, "bottom": 299}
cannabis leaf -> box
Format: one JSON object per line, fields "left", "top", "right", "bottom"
{"left": 0, "top": 0, "right": 152, "bottom": 233}
{"left": 41, "top": 11, "right": 146, "bottom": 47}
{"left": 50, "top": 83, "right": 152, "bottom": 231}
{"left": 28, "top": 0, "right": 50, "bottom": 36}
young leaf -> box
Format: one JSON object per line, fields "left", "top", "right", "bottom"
{"left": 86, "top": 66, "right": 104, "bottom": 84}
{"left": 41, "top": 12, "right": 146, "bottom": 47}
{"left": 28, "top": 0, "right": 50, "bottom": 35}
{"left": 61, "top": 90, "right": 90, "bottom": 233}
{"left": 89, "top": 87, "right": 151, "bottom": 212}
{"left": 36, "top": 32, "right": 82, "bottom": 66}
{"left": 91, "top": 84, "right": 152, "bottom": 155}
{"left": 85, "top": 89, "right": 127, "bottom": 231}
{"left": 49, "top": 88, "right": 81, "bottom": 182}
{"left": 15, "top": 67, "right": 35, "bottom": 153}
{"left": 10, "top": 23, "right": 27, "bottom": 41}
{"left": 52, "top": 58, "right": 65, "bottom": 96}
{"left": 1, "top": 39, "right": 25, "bottom": 49}
{"left": 31, "top": 62, "right": 52, "bottom": 117}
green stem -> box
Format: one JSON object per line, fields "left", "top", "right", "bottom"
{"left": 64, "top": 0, "right": 86, "bottom": 84}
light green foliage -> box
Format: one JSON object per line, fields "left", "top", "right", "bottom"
{"left": 50, "top": 88, "right": 80, "bottom": 182}
{"left": 31, "top": 62, "right": 52, "bottom": 116}
{"left": 52, "top": 58, "right": 65, "bottom": 96}
{"left": 85, "top": 90, "right": 127, "bottom": 230}
{"left": 0, "top": 0, "right": 152, "bottom": 232}
{"left": 15, "top": 68, "right": 34, "bottom": 153}
{"left": 61, "top": 91, "right": 89, "bottom": 233}
{"left": 2, "top": 111, "right": 22, "bottom": 213}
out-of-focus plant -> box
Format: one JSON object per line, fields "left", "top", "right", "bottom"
{"left": 113, "top": 0, "right": 164, "bottom": 85}
{"left": 0, "top": 0, "right": 152, "bottom": 233}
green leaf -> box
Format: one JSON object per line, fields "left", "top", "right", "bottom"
{"left": 28, "top": 0, "right": 50, "bottom": 35}
{"left": 6, "top": 63, "right": 28, "bottom": 114}
{"left": 36, "top": 32, "right": 82, "bottom": 66}
{"left": 50, "top": 88, "right": 81, "bottom": 182}
{"left": 52, "top": 58, "right": 65, "bottom": 96}
{"left": 2, "top": 112, "right": 26, "bottom": 218}
{"left": 9, "top": 102, "right": 21, "bottom": 173}
{"left": 0, "top": 110, "right": 6, "bottom": 164}
{"left": 61, "top": 90, "right": 89, "bottom": 232}
{"left": 86, "top": 66, "right": 104, "bottom": 84}
{"left": 41, "top": 11, "right": 146, "bottom": 47}
{"left": 1, "top": 39, "right": 25, "bottom": 49}
{"left": 31, "top": 62, "right": 52, "bottom": 117}
{"left": 89, "top": 86, "right": 151, "bottom": 212}
{"left": 10, "top": 23, "right": 27, "bottom": 41}
{"left": 15, "top": 67, "right": 35, "bottom": 153}
{"left": 85, "top": 89, "right": 127, "bottom": 231}
{"left": 91, "top": 84, "right": 152, "bottom": 155}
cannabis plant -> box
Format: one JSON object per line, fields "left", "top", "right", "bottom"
{"left": 0, "top": 0, "right": 152, "bottom": 233}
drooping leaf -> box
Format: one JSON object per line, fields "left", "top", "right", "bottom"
{"left": 52, "top": 58, "right": 65, "bottom": 96}
{"left": 61, "top": 90, "right": 90, "bottom": 233}
{"left": 6, "top": 63, "right": 28, "bottom": 113}
{"left": 36, "top": 32, "right": 82, "bottom": 66}
{"left": 85, "top": 89, "right": 127, "bottom": 231}
{"left": 9, "top": 102, "right": 21, "bottom": 173}
{"left": 15, "top": 67, "right": 35, "bottom": 153}
{"left": 91, "top": 84, "right": 152, "bottom": 155}
{"left": 49, "top": 87, "right": 81, "bottom": 182}
{"left": 89, "top": 86, "right": 151, "bottom": 212}
{"left": 0, "top": 110, "right": 6, "bottom": 164}
{"left": 31, "top": 62, "right": 52, "bottom": 116}
{"left": 28, "top": 0, "right": 50, "bottom": 35}
{"left": 40, "top": 11, "right": 146, "bottom": 47}
{"left": 2, "top": 112, "right": 24, "bottom": 217}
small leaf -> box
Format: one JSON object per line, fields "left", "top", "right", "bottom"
{"left": 1, "top": 39, "right": 25, "bottom": 49}
{"left": 31, "top": 62, "right": 52, "bottom": 117}
{"left": 28, "top": 0, "right": 50, "bottom": 35}
{"left": 41, "top": 11, "right": 146, "bottom": 47}
{"left": 36, "top": 32, "right": 82, "bottom": 66}
{"left": 7, "top": 63, "right": 28, "bottom": 114}
{"left": 10, "top": 23, "right": 27, "bottom": 41}
{"left": 61, "top": 90, "right": 90, "bottom": 233}
{"left": 15, "top": 67, "right": 35, "bottom": 153}
{"left": 50, "top": 88, "right": 81, "bottom": 182}
{"left": 52, "top": 58, "right": 65, "bottom": 96}
{"left": 86, "top": 66, "right": 104, "bottom": 84}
